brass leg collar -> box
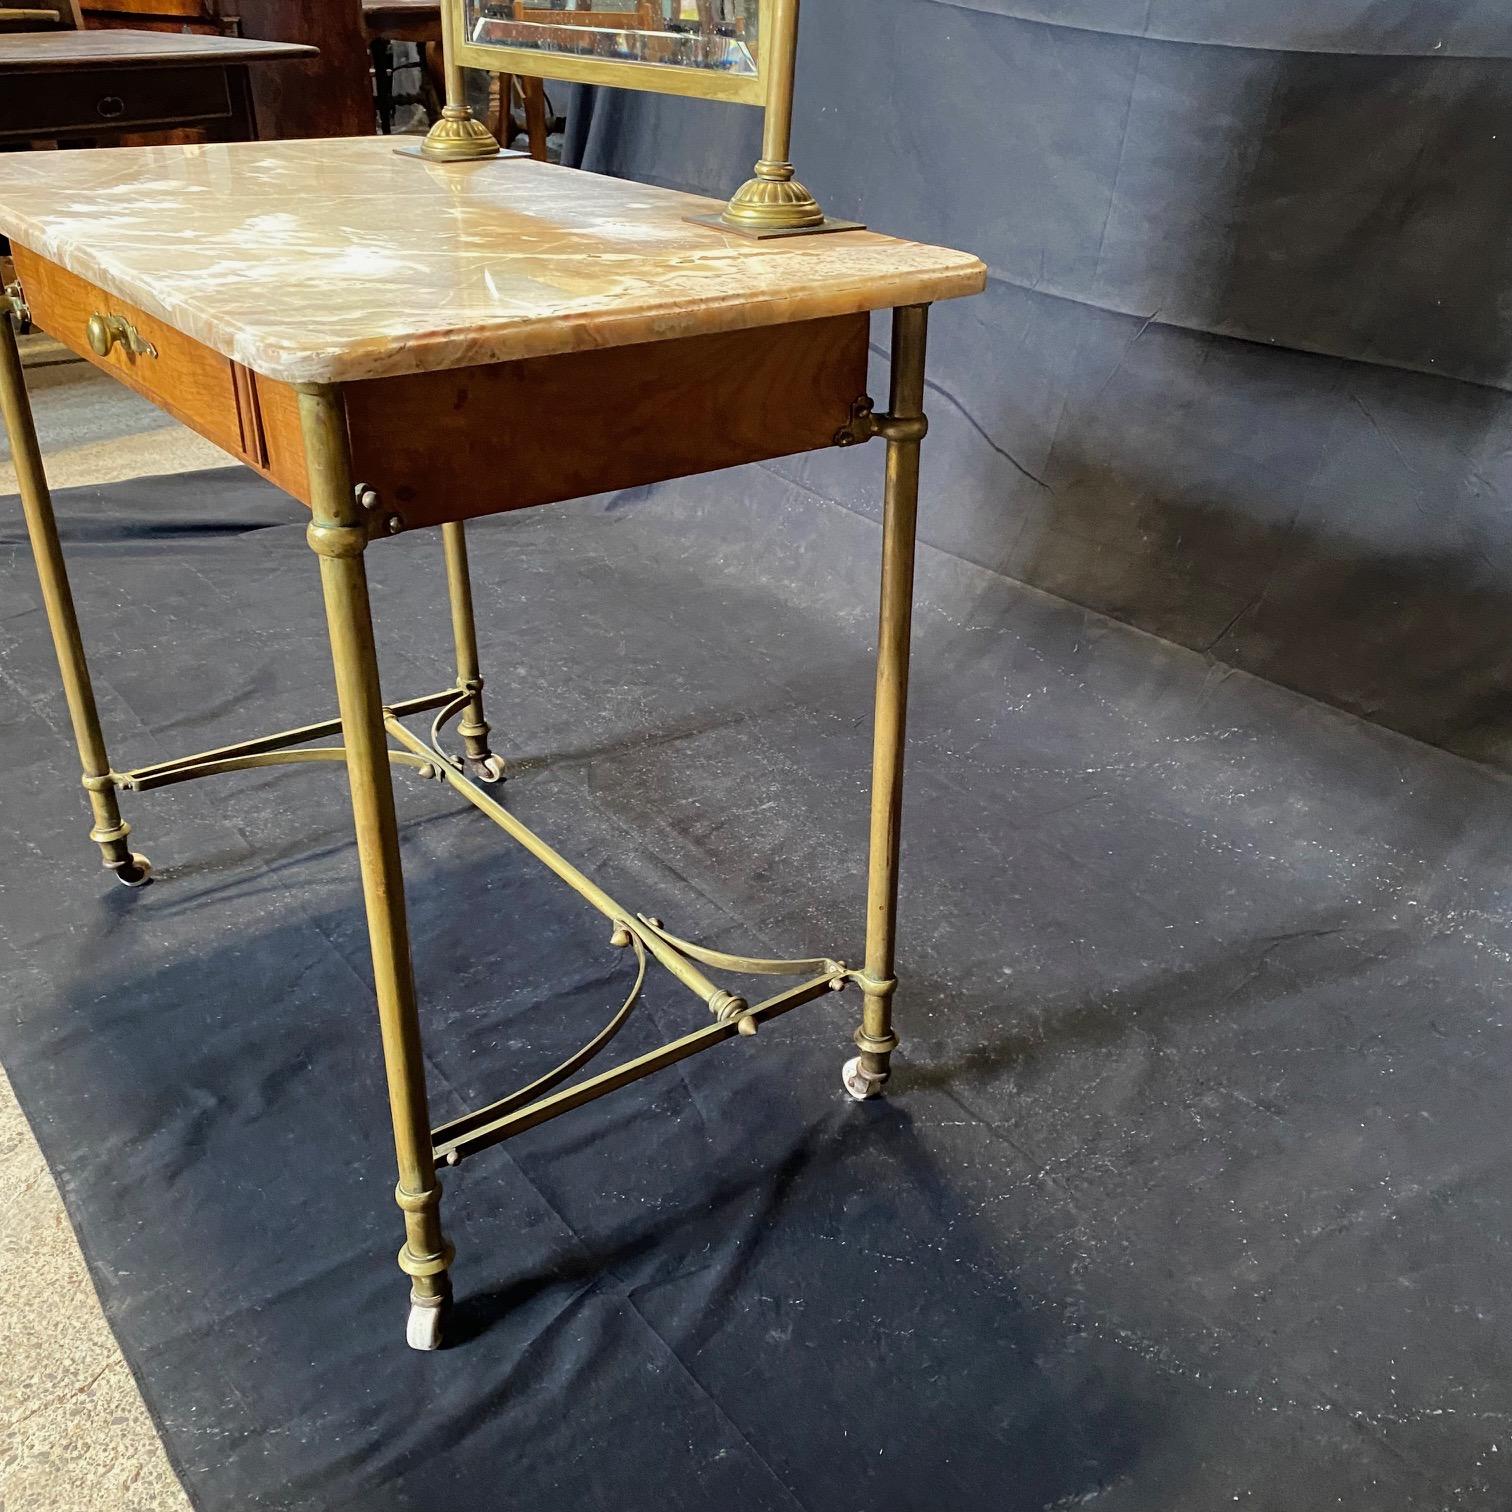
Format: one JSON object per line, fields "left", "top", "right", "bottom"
{"left": 853, "top": 1027, "right": 899, "bottom": 1058}
{"left": 397, "top": 1240, "right": 457, "bottom": 1281}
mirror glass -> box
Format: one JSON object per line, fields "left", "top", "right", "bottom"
{"left": 463, "top": 0, "right": 760, "bottom": 77}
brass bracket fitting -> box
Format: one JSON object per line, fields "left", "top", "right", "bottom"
{"left": 355, "top": 482, "right": 405, "bottom": 540}
{"left": 307, "top": 487, "right": 405, "bottom": 556}
{"left": 3, "top": 282, "right": 31, "bottom": 334}
{"left": 834, "top": 396, "right": 929, "bottom": 448}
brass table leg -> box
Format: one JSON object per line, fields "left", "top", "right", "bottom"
{"left": 0, "top": 311, "right": 149, "bottom": 885}
{"left": 299, "top": 384, "right": 455, "bottom": 1350}
{"left": 844, "top": 304, "right": 930, "bottom": 1102}
{"left": 441, "top": 521, "right": 506, "bottom": 782}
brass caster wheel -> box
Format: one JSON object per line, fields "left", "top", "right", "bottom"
{"left": 405, "top": 1292, "right": 449, "bottom": 1351}
{"left": 467, "top": 753, "right": 507, "bottom": 784}
{"left": 841, "top": 1055, "right": 887, "bottom": 1102}
{"left": 113, "top": 853, "right": 153, "bottom": 889}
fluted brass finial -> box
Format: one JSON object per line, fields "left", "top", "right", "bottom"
{"left": 420, "top": 104, "right": 502, "bottom": 162}
{"left": 721, "top": 158, "right": 825, "bottom": 233}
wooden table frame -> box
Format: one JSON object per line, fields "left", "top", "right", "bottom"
{"left": 0, "top": 30, "right": 316, "bottom": 147}
{"left": 1, "top": 256, "right": 931, "bottom": 1348}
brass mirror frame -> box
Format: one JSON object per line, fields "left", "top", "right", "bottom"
{"left": 422, "top": 0, "right": 835, "bottom": 235}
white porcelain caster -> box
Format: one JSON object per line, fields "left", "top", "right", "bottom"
{"left": 841, "top": 1055, "right": 887, "bottom": 1102}
{"left": 406, "top": 1293, "right": 448, "bottom": 1351}
{"left": 468, "top": 753, "right": 507, "bottom": 784}
{"left": 114, "top": 853, "right": 153, "bottom": 888}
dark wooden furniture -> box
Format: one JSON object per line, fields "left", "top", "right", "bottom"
{"left": 0, "top": 29, "right": 315, "bottom": 148}
{"left": 0, "top": 4, "right": 81, "bottom": 30}
{"left": 81, "top": 0, "right": 375, "bottom": 139}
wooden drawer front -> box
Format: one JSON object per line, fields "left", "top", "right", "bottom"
{"left": 341, "top": 313, "right": 873, "bottom": 531}
{"left": 13, "top": 244, "right": 247, "bottom": 459}
{"left": 0, "top": 66, "right": 232, "bottom": 137}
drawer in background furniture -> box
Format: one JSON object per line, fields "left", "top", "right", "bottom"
{"left": 0, "top": 65, "right": 232, "bottom": 139}
{"left": 12, "top": 243, "right": 249, "bottom": 460}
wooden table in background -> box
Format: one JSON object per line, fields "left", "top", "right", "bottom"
{"left": 81, "top": 0, "right": 375, "bottom": 140}
{"left": 0, "top": 29, "right": 316, "bottom": 147}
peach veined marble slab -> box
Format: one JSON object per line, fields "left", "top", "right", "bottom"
{"left": 0, "top": 137, "right": 986, "bottom": 384}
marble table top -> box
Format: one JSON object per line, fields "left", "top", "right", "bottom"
{"left": 0, "top": 30, "right": 316, "bottom": 67}
{"left": 0, "top": 137, "right": 986, "bottom": 383}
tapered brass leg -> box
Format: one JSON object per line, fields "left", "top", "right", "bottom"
{"left": 441, "top": 521, "right": 505, "bottom": 782}
{"left": 0, "top": 309, "right": 149, "bottom": 885}
{"left": 845, "top": 304, "right": 930, "bottom": 1102}
{"left": 298, "top": 384, "right": 455, "bottom": 1350}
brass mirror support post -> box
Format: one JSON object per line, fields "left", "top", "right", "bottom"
{"left": 420, "top": 0, "right": 500, "bottom": 162}
{"left": 719, "top": 0, "right": 824, "bottom": 233}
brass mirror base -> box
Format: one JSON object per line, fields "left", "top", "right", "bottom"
{"left": 418, "top": 105, "right": 504, "bottom": 162}
{"left": 694, "top": 160, "right": 864, "bottom": 239}
{"left": 685, "top": 212, "right": 866, "bottom": 240}
{"left": 396, "top": 143, "right": 526, "bottom": 163}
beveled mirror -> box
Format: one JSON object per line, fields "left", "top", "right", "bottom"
{"left": 459, "top": 0, "right": 765, "bottom": 101}
{"left": 423, "top": 0, "right": 848, "bottom": 236}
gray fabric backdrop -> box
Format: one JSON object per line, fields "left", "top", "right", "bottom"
{"left": 563, "top": 0, "right": 1512, "bottom": 769}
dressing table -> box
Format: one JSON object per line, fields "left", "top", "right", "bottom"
{"left": 0, "top": 0, "right": 984, "bottom": 1351}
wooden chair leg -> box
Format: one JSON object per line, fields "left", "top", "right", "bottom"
{"left": 522, "top": 77, "right": 548, "bottom": 161}
{"left": 490, "top": 72, "right": 515, "bottom": 148}
{"left": 370, "top": 38, "right": 396, "bottom": 135}
{"left": 420, "top": 41, "right": 446, "bottom": 122}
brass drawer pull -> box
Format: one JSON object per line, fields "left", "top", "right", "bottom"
{"left": 86, "top": 312, "right": 157, "bottom": 361}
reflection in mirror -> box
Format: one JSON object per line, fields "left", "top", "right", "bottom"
{"left": 463, "top": 0, "right": 760, "bottom": 77}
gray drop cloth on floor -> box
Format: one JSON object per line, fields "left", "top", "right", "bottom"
{"left": 1, "top": 458, "right": 1509, "bottom": 1509}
